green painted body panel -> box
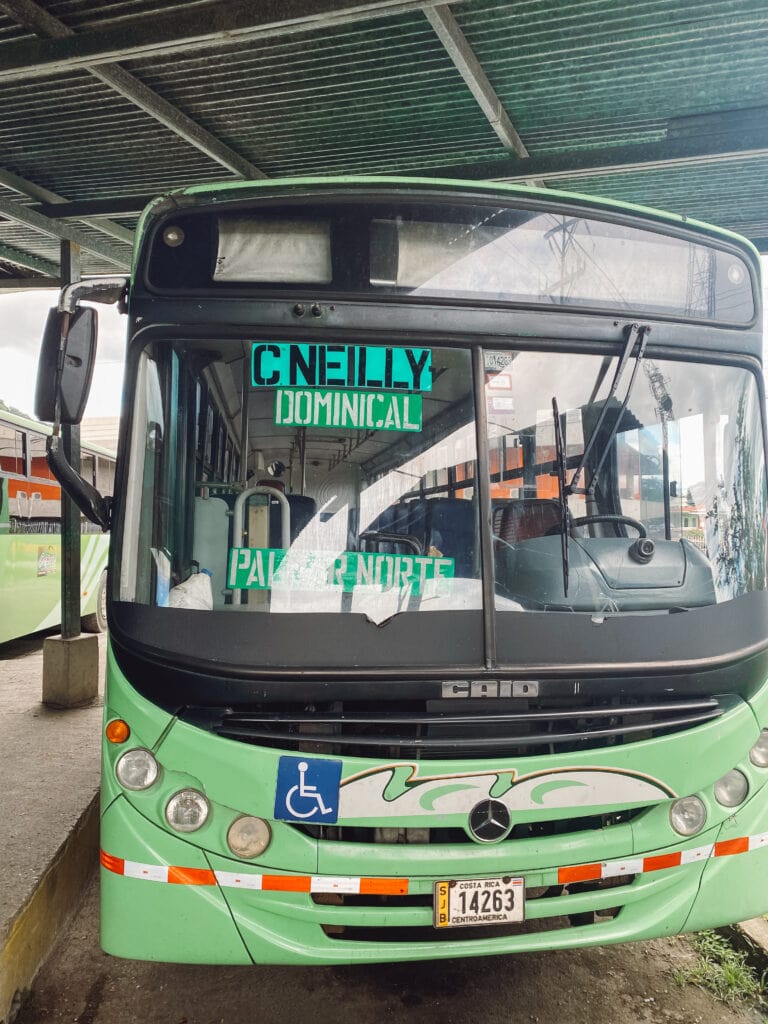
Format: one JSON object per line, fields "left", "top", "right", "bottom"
{"left": 0, "top": 410, "right": 113, "bottom": 644}
{"left": 683, "top": 794, "right": 768, "bottom": 932}
{"left": 100, "top": 798, "right": 251, "bottom": 964}
{"left": 101, "top": 647, "right": 768, "bottom": 963}
{"left": 0, "top": 528, "right": 108, "bottom": 644}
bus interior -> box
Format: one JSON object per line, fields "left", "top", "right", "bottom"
{"left": 117, "top": 337, "right": 766, "bottom": 622}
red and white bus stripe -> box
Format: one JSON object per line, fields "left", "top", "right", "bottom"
{"left": 100, "top": 851, "right": 408, "bottom": 895}
{"left": 101, "top": 830, "right": 768, "bottom": 895}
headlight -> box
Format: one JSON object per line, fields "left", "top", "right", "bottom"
{"left": 714, "top": 769, "right": 749, "bottom": 807}
{"left": 669, "top": 795, "right": 707, "bottom": 836}
{"left": 749, "top": 729, "right": 768, "bottom": 767}
{"left": 115, "top": 748, "right": 159, "bottom": 791}
{"left": 227, "top": 816, "right": 272, "bottom": 859}
{"left": 165, "top": 789, "right": 210, "bottom": 833}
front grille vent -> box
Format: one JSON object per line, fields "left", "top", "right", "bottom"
{"left": 318, "top": 874, "right": 633, "bottom": 942}
{"left": 178, "top": 695, "right": 725, "bottom": 759}
{"left": 296, "top": 806, "right": 644, "bottom": 844}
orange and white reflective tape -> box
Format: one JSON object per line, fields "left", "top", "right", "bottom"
{"left": 100, "top": 851, "right": 408, "bottom": 895}
{"left": 102, "top": 829, "right": 768, "bottom": 897}
{"left": 557, "top": 830, "right": 768, "bottom": 885}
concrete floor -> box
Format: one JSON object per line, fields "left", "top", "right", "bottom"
{"left": 0, "top": 632, "right": 104, "bottom": 1024}
{"left": 13, "top": 874, "right": 766, "bottom": 1024}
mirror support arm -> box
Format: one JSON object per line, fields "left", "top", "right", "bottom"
{"left": 47, "top": 434, "right": 111, "bottom": 531}
{"left": 58, "top": 276, "right": 128, "bottom": 314}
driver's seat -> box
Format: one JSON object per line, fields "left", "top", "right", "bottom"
{"left": 496, "top": 499, "right": 561, "bottom": 546}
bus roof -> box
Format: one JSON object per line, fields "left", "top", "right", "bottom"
{"left": 0, "top": 409, "right": 116, "bottom": 460}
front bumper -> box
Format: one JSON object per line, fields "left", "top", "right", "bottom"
{"left": 100, "top": 792, "right": 768, "bottom": 965}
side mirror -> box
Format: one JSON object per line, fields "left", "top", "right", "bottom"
{"left": 34, "top": 306, "right": 97, "bottom": 424}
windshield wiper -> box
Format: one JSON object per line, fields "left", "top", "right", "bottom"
{"left": 552, "top": 396, "right": 570, "bottom": 597}
{"left": 551, "top": 322, "right": 651, "bottom": 598}
{"left": 568, "top": 322, "right": 651, "bottom": 498}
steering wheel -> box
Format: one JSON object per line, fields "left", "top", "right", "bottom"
{"left": 569, "top": 514, "right": 647, "bottom": 538}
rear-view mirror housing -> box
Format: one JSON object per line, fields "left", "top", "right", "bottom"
{"left": 34, "top": 305, "right": 97, "bottom": 424}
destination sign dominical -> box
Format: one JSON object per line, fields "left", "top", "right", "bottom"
{"left": 252, "top": 343, "right": 432, "bottom": 392}
{"left": 275, "top": 388, "right": 422, "bottom": 432}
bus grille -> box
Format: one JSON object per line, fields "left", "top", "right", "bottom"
{"left": 293, "top": 806, "right": 645, "bottom": 844}
{"left": 182, "top": 695, "right": 725, "bottom": 760}
{"left": 316, "top": 875, "right": 633, "bottom": 942}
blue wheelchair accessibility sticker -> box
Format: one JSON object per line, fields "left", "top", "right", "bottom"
{"left": 274, "top": 756, "right": 343, "bottom": 823}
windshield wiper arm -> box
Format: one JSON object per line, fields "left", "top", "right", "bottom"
{"left": 568, "top": 322, "right": 651, "bottom": 497}
{"left": 590, "top": 325, "right": 651, "bottom": 488}
{"left": 552, "top": 396, "right": 570, "bottom": 597}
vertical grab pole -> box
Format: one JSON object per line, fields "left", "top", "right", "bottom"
{"left": 231, "top": 486, "right": 290, "bottom": 603}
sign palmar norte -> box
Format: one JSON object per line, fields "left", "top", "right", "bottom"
{"left": 228, "top": 548, "right": 455, "bottom": 593}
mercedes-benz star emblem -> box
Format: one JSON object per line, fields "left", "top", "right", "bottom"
{"left": 468, "top": 799, "right": 512, "bottom": 843}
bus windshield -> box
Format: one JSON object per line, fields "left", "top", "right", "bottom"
{"left": 115, "top": 339, "right": 766, "bottom": 628}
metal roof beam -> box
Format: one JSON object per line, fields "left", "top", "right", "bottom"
{"left": 0, "top": 276, "right": 59, "bottom": 289}
{"left": 88, "top": 65, "right": 265, "bottom": 180}
{"left": 0, "top": 0, "right": 462, "bottom": 82}
{"left": 418, "top": 118, "right": 768, "bottom": 183}
{"left": 423, "top": 6, "right": 527, "bottom": 157}
{"left": 36, "top": 196, "right": 152, "bottom": 220}
{"left": 0, "top": 198, "right": 130, "bottom": 268}
{"left": 0, "top": 165, "right": 134, "bottom": 246}
{"left": 0, "top": 241, "right": 58, "bottom": 275}
{"left": 0, "top": 0, "right": 265, "bottom": 180}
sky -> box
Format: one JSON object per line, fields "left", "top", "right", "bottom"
{"left": 0, "top": 289, "right": 126, "bottom": 419}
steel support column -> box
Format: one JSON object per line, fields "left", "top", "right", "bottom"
{"left": 59, "top": 239, "right": 81, "bottom": 640}
{"left": 42, "top": 237, "right": 100, "bottom": 708}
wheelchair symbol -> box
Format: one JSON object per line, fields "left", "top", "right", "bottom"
{"left": 284, "top": 761, "right": 334, "bottom": 819}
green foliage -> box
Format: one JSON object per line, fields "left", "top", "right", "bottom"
{"left": 672, "top": 930, "right": 765, "bottom": 1008}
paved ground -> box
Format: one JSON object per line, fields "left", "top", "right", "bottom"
{"left": 12, "top": 873, "right": 766, "bottom": 1024}
{"left": 0, "top": 631, "right": 104, "bottom": 1024}
{"left": 0, "top": 632, "right": 104, "bottom": 928}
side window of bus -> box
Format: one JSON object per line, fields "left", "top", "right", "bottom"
{"left": 96, "top": 456, "right": 115, "bottom": 495}
{"left": 0, "top": 424, "right": 25, "bottom": 523}
{"left": 27, "top": 432, "right": 61, "bottom": 534}
{"left": 0, "top": 423, "right": 25, "bottom": 478}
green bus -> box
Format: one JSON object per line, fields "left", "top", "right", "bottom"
{"left": 38, "top": 177, "right": 768, "bottom": 963}
{"left": 0, "top": 410, "right": 113, "bottom": 644}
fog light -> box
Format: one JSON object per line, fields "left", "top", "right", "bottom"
{"left": 749, "top": 729, "right": 768, "bottom": 767}
{"left": 227, "top": 816, "right": 271, "bottom": 859}
{"left": 714, "top": 769, "right": 749, "bottom": 807}
{"left": 115, "top": 748, "right": 159, "bottom": 791}
{"left": 165, "top": 789, "right": 210, "bottom": 833}
{"left": 669, "top": 795, "right": 707, "bottom": 836}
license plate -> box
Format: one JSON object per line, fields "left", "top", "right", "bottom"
{"left": 434, "top": 876, "right": 525, "bottom": 928}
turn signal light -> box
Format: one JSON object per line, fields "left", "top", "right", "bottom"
{"left": 105, "top": 719, "right": 130, "bottom": 744}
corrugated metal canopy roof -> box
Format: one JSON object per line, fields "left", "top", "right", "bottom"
{"left": 0, "top": 0, "right": 766, "bottom": 285}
